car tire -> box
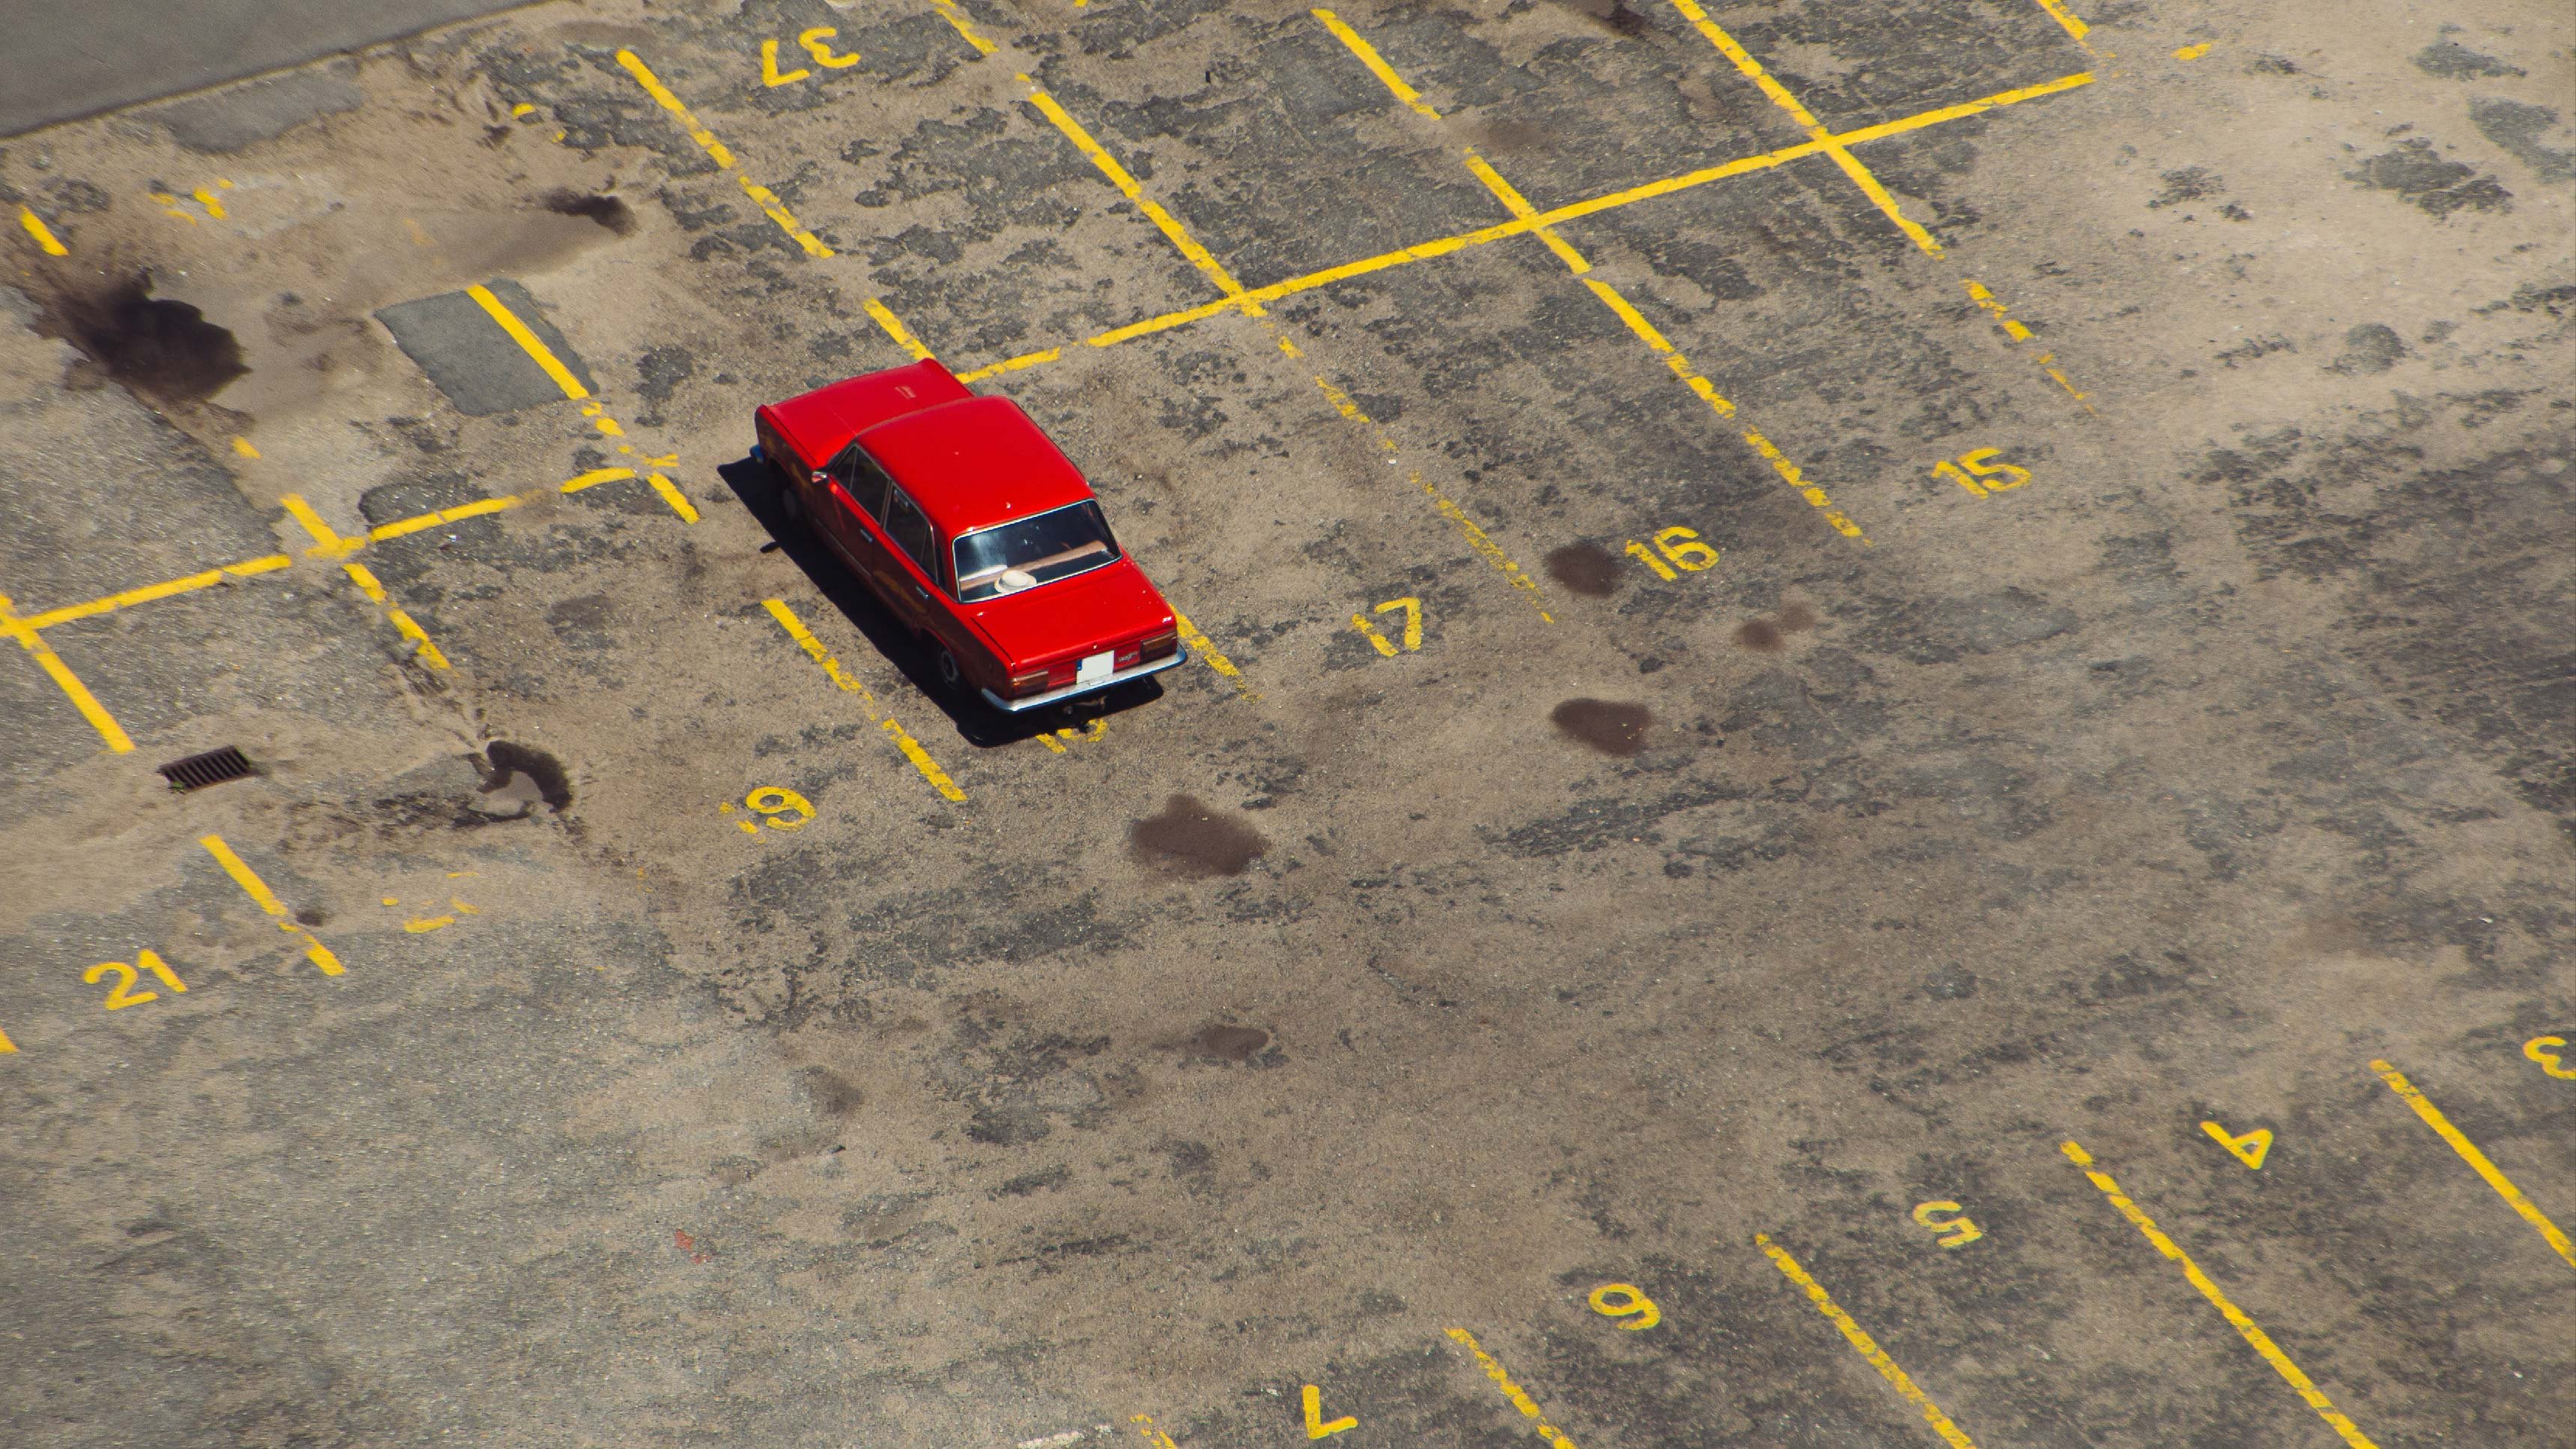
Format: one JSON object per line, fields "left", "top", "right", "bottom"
{"left": 778, "top": 480, "right": 805, "bottom": 530}
{"left": 935, "top": 646, "right": 965, "bottom": 695}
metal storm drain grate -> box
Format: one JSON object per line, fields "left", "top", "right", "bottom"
{"left": 158, "top": 745, "right": 255, "bottom": 791}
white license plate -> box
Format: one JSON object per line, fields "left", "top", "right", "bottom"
{"left": 1075, "top": 650, "right": 1116, "bottom": 684}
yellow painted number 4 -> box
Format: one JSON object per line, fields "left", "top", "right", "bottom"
{"left": 1931, "top": 447, "right": 2032, "bottom": 498}
{"left": 85, "top": 949, "right": 187, "bottom": 1011}
{"left": 1624, "top": 525, "right": 1719, "bottom": 581}
{"left": 1352, "top": 596, "right": 1424, "bottom": 657}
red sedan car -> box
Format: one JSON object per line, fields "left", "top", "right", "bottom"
{"left": 754, "top": 359, "right": 1184, "bottom": 712}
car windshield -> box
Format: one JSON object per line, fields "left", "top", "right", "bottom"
{"left": 952, "top": 500, "right": 1119, "bottom": 602}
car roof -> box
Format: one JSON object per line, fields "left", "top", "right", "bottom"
{"left": 859, "top": 395, "right": 1095, "bottom": 537}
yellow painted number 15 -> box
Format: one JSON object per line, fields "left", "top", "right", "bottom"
{"left": 1931, "top": 447, "right": 2032, "bottom": 498}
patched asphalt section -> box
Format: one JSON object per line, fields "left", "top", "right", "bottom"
{"left": 374, "top": 279, "right": 595, "bottom": 416}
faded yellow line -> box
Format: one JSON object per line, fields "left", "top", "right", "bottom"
{"left": 2032, "top": 0, "right": 2097, "bottom": 52}
{"left": 613, "top": 49, "right": 736, "bottom": 167}
{"left": 762, "top": 599, "right": 967, "bottom": 802}
{"left": 465, "top": 284, "right": 590, "bottom": 401}
{"left": 1664, "top": 0, "right": 1943, "bottom": 255}
{"left": 1, "top": 589, "right": 133, "bottom": 753}
{"left": 0, "top": 1023, "right": 16, "bottom": 1053}
{"left": 737, "top": 175, "right": 834, "bottom": 258}
{"left": 955, "top": 347, "right": 1059, "bottom": 382}
{"left": 1014, "top": 70, "right": 2090, "bottom": 368}
{"left": 645, "top": 474, "right": 701, "bottom": 523}
{"left": 559, "top": 467, "right": 637, "bottom": 493}
{"left": 1460, "top": 150, "right": 1589, "bottom": 273}
{"left": 18, "top": 205, "right": 68, "bottom": 255}
{"left": 1170, "top": 608, "right": 1259, "bottom": 701}
{"left": 369, "top": 495, "right": 523, "bottom": 542}
{"left": 2371, "top": 1060, "right": 2575, "bottom": 1271}
{"left": 1311, "top": 10, "right": 1442, "bottom": 118}
{"left": 199, "top": 834, "right": 344, "bottom": 976}
{"left": 21, "top": 554, "right": 293, "bottom": 630}
{"left": 612, "top": 48, "right": 928, "bottom": 359}
{"left": 1023, "top": 82, "right": 1263, "bottom": 316}
{"left": 2062, "top": 1141, "right": 2380, "bottom": 1448}
{"left": 1445, "top": 1328, "right": 1582, "bottom": 1448}
{"left": 930, "top": 0, "right": 999, "bottom": 55}
{"left": 1757, "top": 1233, "right": 1979, "bottom": 1449}
{"left": 282, "top": 492, "right": 454, "bottom": 669}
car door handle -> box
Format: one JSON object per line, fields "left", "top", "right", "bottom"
{"left": 910, "top": 584, "right": 929, "bottom": 601}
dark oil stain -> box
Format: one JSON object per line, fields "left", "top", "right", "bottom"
{"left": 295, "top": 907, "right": 327, "bottom": 928}
{"left": 1734, "top": 602, "right": 1816, "bottom": 652}
{"left": 482, "top": 741, "right": 572, "bottom": 811}
{"left": 800, "top": 1066, "right": 863, "bottom": 1116}
{"left": 2345, "top": 139, "right": 2512, "bottom": 218}
{"left": 34, "top": 273, "right": 246, "bottom": 408}
{"left": 542, "top": 189, "right": 637, "bottom": 235}
{"left": 1545, "top": 542, "right": 1621, "bottom": 597}
{"left": 1189, "top": 1024, "right": 1269, "bottom": 1062}
{"left": 1466, "top": 118, "right": 1547, "bottom": 155}
{"left": 994, "top": 1164, "right": 1071, "bottom": 1197}
{"left": 1545, "top": 0, "right": 1649, "bottom": 36}
{"left": 545, "top": 593, "right": 613, "bottom": 630}
{"left": 1551, "top": 698, "right": 1651, "bottom": 757}
{"left": 1130, "top": 793, "right": 1266, "bottom": 877}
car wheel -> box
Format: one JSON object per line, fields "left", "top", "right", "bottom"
{"left": 778, "top": 481, "right": 805, "bottom": 529}
{"left": 935, "top": 646, "right": 968, "bottom": 694}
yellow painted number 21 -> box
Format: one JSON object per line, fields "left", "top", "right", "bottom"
{"left": 85, "top": 949, "right": 188, "bottom": 1011}
{"left": 1930, "top": 447, "right": 2032, "bottom": 498}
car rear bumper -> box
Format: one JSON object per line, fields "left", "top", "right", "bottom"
{"left": 980, "top": 650, "right": 1185, "bottom": 712}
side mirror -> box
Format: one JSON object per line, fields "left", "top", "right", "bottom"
{"left": 811, "top": 470, "right": 829, "bottom": 486}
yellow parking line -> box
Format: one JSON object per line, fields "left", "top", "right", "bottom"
{"left": 612, "top": 49, "right": 930, "bottom": 360}
{"left": 2031, "top": 0, "right": 2098, "bottom": 52}
{"left": 2061, "top": 1141, "right": 2380, "bottom": 1448}
{"left": 1021, "top": 82, "right": 1264, "bottom": 316}
{"left": 199, "top": 834, "right": 344, "bottom": 976}
{"left": 465, "top": 283, "right": 590, "bottom": 400}
{"left": 2371, "top": 1060, "right": 2575, "bottom": 1271}
{"left": 1310, "top": 10, "right": 1443, "bottom": 119}
{"left": 1757, "top": 1234, "right": 1979, "bottom": 1448}
{"left": 978, "top": 70, "right": 2088, "bottom": 374}
{"left": 21, "top": 554, "right": 291, "bottom": 630}
{"left": 1170, "top": 608, "right": 1258, "bottom": 701}
{"left": 930, "top": 0, "right": 999, "bottom": 55}
{"left": 18, "top": 205, "right": 68, "bottom": 255}
{"left": 612, "top": 49, "right": 735, "bottom": 167}
{"left": 281, "top": 493, "right": 454, "bottom": 669}
{"left": 1, "top": 590, "right": 134, "bottom": 753}
{"left": 1663, "top": 0, "right": 1944, "bottom": 255}
{"left": 368, "top": 495, "right": 523, "bottom": 542}
{"left": 762, "top": 599, "right": 966, "bottom": 802}
{"left": 1315, "top": 10, "right": 1867, "bottom": 542}
{"left": 1445, "top": 1328, "right": 1584, "bottom": 1448}
{"left": 559, "top": 467, "right": 637, "bottom": 493}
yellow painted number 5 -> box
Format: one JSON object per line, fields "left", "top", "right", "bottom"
{"left": 1588, "top": 1282, "right": 1661, "bottom": 1329}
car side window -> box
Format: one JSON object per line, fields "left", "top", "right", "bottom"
{"left": 883, "top": 487, "right": 939, "bottom": 580}
{"left": 829, "top": 444, "right": 892, "bottom": 521}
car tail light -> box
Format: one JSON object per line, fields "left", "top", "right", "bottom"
{"left": 1137, "top": 626, "right": 1179, "bottom": 661}
{"left": 1007, "top": 668, "right": 1049, "bottom": 698}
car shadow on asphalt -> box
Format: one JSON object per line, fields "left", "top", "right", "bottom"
{"left": 714, "top": 454, "right": 1165, "bottom": 750}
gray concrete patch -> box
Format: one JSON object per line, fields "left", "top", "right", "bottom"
{"left": 373, "top": 279, "right": 595, "bottom": 417}
{"left": 0, "top": 0, "right": 533, "bottom": 139}
{"left": 145, "top": 61, "right": 365, "bottom": 154}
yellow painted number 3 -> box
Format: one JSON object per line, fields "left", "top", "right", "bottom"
{"left": 763, "top": 28, "right": 861, "bottom": 86}
{"left": 1588, "top": 1282, "right": 1661, "bottom": 1329}
{"left": 2526, "top": 1035, "right": 2576, "bottom": 1080}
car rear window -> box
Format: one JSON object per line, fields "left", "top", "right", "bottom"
{"left": 952, "top": 500, "right": 1119, "bottom": 602}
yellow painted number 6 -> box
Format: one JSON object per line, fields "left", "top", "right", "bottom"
{"left": 1588, "top": 1282, "right": 1661, "bottom": 1330}
{"left": 2525, "top": 1035, "right": 2576, "bottom": 1080}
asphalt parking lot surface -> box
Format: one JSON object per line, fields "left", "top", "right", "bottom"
{"left": 3, "top": 1, "right": 2572, "bottom": 1446}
